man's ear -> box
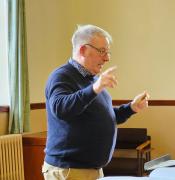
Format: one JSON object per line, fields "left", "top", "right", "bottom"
{"left": 79, "top": 45, "right": 86, "bottom": 56}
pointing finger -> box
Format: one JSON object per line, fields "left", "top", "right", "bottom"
{"left": 105, "top": 66, "right": 117, "bottom": 75}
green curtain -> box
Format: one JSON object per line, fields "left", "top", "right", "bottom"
{"left": 8, "top": 0, "right": 30, "bottom": 133}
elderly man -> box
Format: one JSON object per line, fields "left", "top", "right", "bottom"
{"left": 42, "top": 24, "right": 149, "bottom": 180}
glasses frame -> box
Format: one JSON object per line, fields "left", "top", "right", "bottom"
{"left": 84, "top": 44, "right": 111, "bottom": 57}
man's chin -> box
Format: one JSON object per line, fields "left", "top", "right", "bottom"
{"left": 92, "top": 66, "right": 103, "bottom": 75}
{"left": 94, "top": 69, "right": 102, "bottom": 75}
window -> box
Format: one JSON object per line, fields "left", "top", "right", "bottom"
{"left": 0, "top": 0, "right": 9, "bottom": 105}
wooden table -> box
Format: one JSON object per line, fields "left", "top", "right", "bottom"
{"left": 22, "top": 131, "right": 47, "bottom": 180}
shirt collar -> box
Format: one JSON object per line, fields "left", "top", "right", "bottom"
{"left": 69, "top": 58, "right": 94, "bottom": 78}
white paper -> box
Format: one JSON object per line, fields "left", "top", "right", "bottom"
{"left": 147, "top": 160, "right": 175, "bottom": 170}
{"left": 99, "top": 176, "right": 173, "bottom": 180}
{"left": 99, "top": 167, "right": 175, "bottom": 180}
{"left": 149, "top": 167, "right": 175, "bottom": 180}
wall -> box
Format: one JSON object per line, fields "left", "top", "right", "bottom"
{"left": 119, "top": 106, "right": 175, "bottom": 159}
{"left": 26, "top": 0, "right": 175, "bottom": 102}
{"left": 30, "top": 109, "right": 47, "bottom": 133}
{"left": 0, "top": 109, "right": 47, "bottom": 135}
{"left": 0, "top": 112, "right": 8, "bottom": 135}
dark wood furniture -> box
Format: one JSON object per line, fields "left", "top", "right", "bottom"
{"left": 103, "top": 128, "right": 152, "bottom": 177}
{"left": 22, "top": 131, "right": 47, "bottom": 180}
{"left": 22, "top": 129, "right": 152, "bottom": 178}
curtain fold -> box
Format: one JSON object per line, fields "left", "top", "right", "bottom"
{"left": 8, "top": 0, "right": 30, "bottom": 133}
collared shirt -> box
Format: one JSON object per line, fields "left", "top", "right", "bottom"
{"left": 69, "top": 58, "right": 93, "bottom": 78}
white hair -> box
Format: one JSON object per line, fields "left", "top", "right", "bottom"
{"left": 71, "top": 24, "right": 112, "bottom": 55}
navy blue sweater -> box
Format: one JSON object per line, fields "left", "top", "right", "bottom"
{"left": 44, "top": 61, "right": 135, "bottom": 168}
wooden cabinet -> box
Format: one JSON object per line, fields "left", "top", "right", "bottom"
{"left": 22, "top": 131, "right": 47, "bottom": 180}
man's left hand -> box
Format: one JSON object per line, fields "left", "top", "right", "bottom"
{"left": 131, "top": 91, "right": 150, "bottom": 113}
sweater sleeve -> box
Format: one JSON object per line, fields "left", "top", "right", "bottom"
{"left": 113, "top": 103, "right": 136, "bottom": 124}
{"left": 46, "top": 73, "right": 97, "bottom": 119}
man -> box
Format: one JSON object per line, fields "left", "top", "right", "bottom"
{"left": 42, "top": 24, "right": 149, "bottom": 180}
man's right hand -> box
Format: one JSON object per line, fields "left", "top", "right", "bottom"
{"left": 93, "top": 66, "right": 118, "bottom": 94}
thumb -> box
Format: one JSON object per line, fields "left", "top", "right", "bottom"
{"left": 139, "top": 91, "right": 150, "bottom": 101}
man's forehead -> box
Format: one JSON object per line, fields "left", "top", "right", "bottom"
{"left": 90, "top": 36, "right": 110, "bottom": 47}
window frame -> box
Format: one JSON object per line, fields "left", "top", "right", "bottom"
{"left": 0, "top": 0, "right": 9, "bottom": 106}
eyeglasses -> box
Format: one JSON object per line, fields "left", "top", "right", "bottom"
{"left": 84, "top": 44, "right": 111, "bottom": 57}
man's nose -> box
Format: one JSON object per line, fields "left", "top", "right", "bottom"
{"left": 103, "top": 53, "right": 110, "bottom": 62}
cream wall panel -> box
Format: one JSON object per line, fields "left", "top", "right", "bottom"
{"left": 0, "top": 113, "right": 8, "bottom": 135}
{"left": 30, "top": 109, "right": 47, "bottom": 133}
{"left": 1, "top": 107, "right": 175, "bottom": 159}
{"left": 119, "top": 106, "right": 175, "bottom": 159}
{"left": 26, "top": 0, "right": 175, "bottom": 102}
{"left": 0, "top": 110, "right": 47, "bottom": 135}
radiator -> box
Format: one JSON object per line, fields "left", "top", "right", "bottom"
{"left": 0, "top": 134, "right": 25, "bottom": 180}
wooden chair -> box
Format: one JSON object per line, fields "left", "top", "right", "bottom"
{"left": 103, "top": 128, "right": 152, "bottom": 177}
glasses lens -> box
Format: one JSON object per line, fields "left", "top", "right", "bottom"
{"left": 85, "top": 44, "right": 111, "bottom": 56}
{"left": 100, "top": 50, "right": 111, "bottom": 56}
